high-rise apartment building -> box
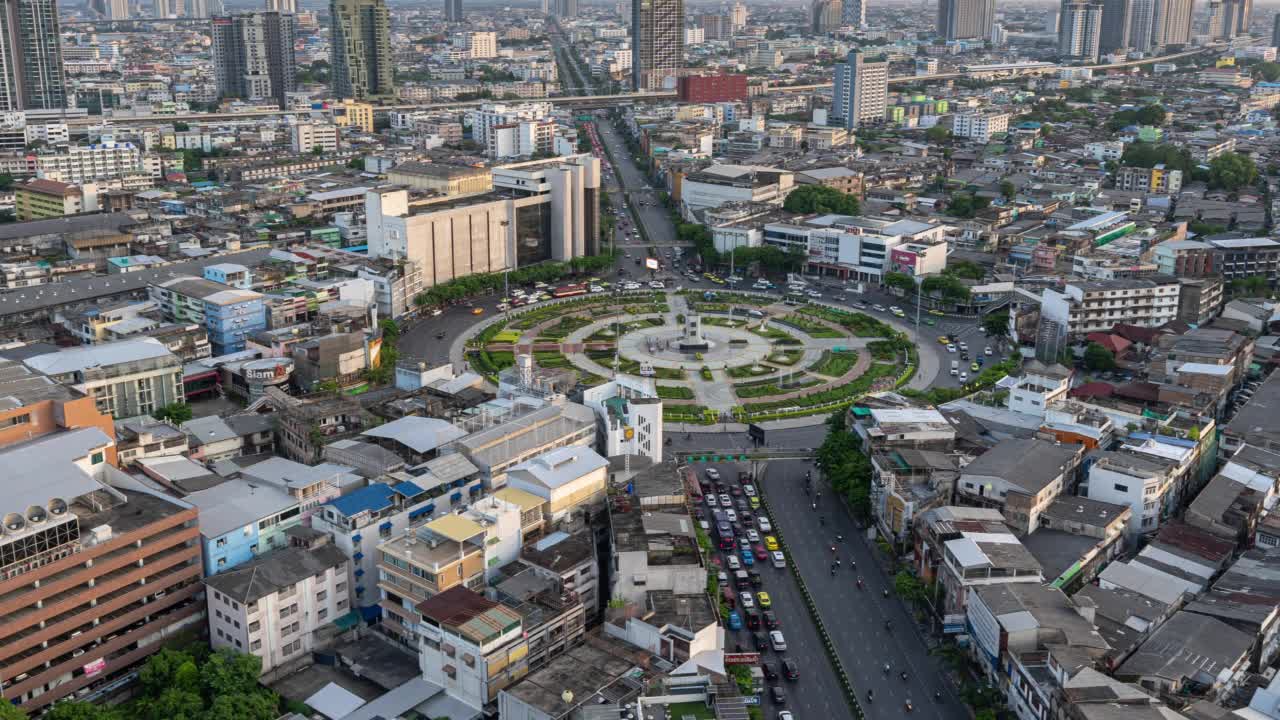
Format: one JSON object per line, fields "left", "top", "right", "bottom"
{"left": 556, "top": 0, "right": 577, "bottom": 16}
{"left": 698, "top": 12, "right": 731, "bottom": 39}
{"left": 1099, "top": 0, "right": 1132, "bottom": 51}
{"left": 841, "top": 0, "right": 865, "bottom": 27}
{"left": 211, "top": 12, "right": 296, "bottom": 109}
{"left": 812, "top": 0, "right": 842, "bottom": 32}
{"left": 330, "top": 0, "right": 394, "bottom": 99}
{"left": 731, "top": 0, "right": 746, "bottom": 28}
{"left": 266, "top": 0, "right": 296, "bottom": 11}
{"left": 832, "top": 49, "right": 887, "bottom": 129}
{"left": 444, "top": 0, "right": 461, "bottom": 20}
{"left": 1273, "top": 11, "right": 1280, "bottom": 45}
{"left": 632, "top": 0, "right": 684, "bottom": 90}
{"left": 1217, "top": 0, "right": 1250, "bottom": 38}
{"left": 1152, "top": 0, "right": 1192, "bottom": 46}
{"left": 467, "top": 30, "right": 497, "bottom": 58}
{"left": 937, "top": 0, "right": 995, "bottom": 40}
{"left": 0, "top": 0, "right": 66, "bottom": 112}
{"left": 1059, "top": 1, "right": 1103, "bottom": 61}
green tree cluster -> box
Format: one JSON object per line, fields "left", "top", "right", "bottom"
{"left": 1208, "top": 152, "right": 1258, "bottom": 191}
{"left": 1255, "top": 61, "right": 1280, "bottom": 82}
{"left": 365, "top": 318, "right": 401, "bottom": 385}
{"left": 816, "top": 411, "right": 872, "bottom": 517}
{"left": 43, "top": 647, "right": 280, "bottom": 720}
{"left": 946, "top": 192, "right": 990, "bottom": 219}
{"left": 414, "top": 254, "right": 615, "bottom": 307}
{"left": 945, "top": 259, "right": 986, "bottom": 281}
{"left": 982, "top": 312, "right": 1010, "bottom": 337}
{"left": 1119, "top": 143, "right": 1193, "bottom": 174}
{"left": 782, "top": 185, "right": 861, "bottom": 216}
{"left": 1083, "top": 342, "right": 1116, "bottom": 370}
{"left": 152, "top": 403, "right": 193, "bottom": 424}
{"left": 1228, "top": 275, "right": 1269, "bottom": 297}
{"left": 1107, "top": 104, "right": 1167, "bottom": 131}
{"left": 882, "top": 271, "right": 915, "bottom": 293}
{"left": 921, "top": 274, "right": 971, "bottom": 302}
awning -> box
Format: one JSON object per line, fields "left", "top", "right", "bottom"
{"left": 469, "top": 484, "right": 482, "bottom": 495}
{"left": 409, "top": 505, "right": 433, "bottom": 521}
{"left": 379, "top": 521, "right": 393, "bottom": 532}
{"left": 450, "top": 491, "right": 462, "bottom": 502}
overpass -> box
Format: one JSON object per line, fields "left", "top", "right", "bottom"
{"left": 65, "top": 44, "right": 1224, "bottom": 129}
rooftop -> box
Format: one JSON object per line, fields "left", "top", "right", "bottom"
{"left": 0, "top": 358, "right": 79, "bottom": 409}
{"left": 961, "top": 438, "right": 1080, "bottom": 494}
{"left": 362, "top": 416, "right": 466, "bottom": 455}
{"left": 509, "top": 446, "right": 608, "bottom": 490}
{"left": 1116, "top": 610, "right": 1252, "bottom": 685}
{"left": 184, "top": 478, "right": 298, "bottom": 538}
{"left": 0, "top": 427, "right": 114, "bottom": 514}
{"left": 415, "top": 586, "right": 522, "bottom": 644}
{"left": 24, "top": 337, "right": 178, "bottom": 376}
{"left": 204, "top": 543, "right": 348, "bottom": 604}
{"left": 498, "top": 638, "right": 644, "bottom": 716}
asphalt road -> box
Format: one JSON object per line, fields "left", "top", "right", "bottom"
{"left": 699, "top": 460, "right": 851, "bottom": 718}
{"left": 760, "top": 459, "right": 968, "bottom": 720}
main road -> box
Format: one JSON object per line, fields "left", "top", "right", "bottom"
{"left": 760, "top": 458, "right": 968, "bottom": 720}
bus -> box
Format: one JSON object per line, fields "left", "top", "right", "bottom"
{"left": 551, "top": 284, "right": 587, "bottom": 298}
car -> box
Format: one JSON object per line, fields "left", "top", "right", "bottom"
{"left": 758, "top": 516, "right": 772, "bottom": 533}
{"left": 959, "top": 372, "right": 969, "bottom": 382}
{"left": 719, "top": 494, "right": 731, "bottom": 507}
{"left": 938, "top": 336, "right": 951, "bottom": 344}
{"left": 718, "top": 571, "right": 728, "bottom": 587}
{"left": 757, "top": 591, "right": 772, "bottom": 608}
{"left": 730, "top": 485, "right": 742, "bottom": 497}
{"left": 471, "top": 307, "right": 484, "bottom": 315}
{"left": 977, "top": 357, "right": 985, "bottom": 366}
{"left": 434, "top": 331, "right": 447, "bottom": 340}
{"left": 929, "top": 309, "right": 945, "bottom": 316}
{"left": 762, "top": 661, "right": 779, "bottom": 681}
{"left": 971, "top": 362, "right": 980, "bottom": 372}
{"left": 783, "top": 658, "right": 799, "bottom": 680}
{"left": 889, "top": 305, "right": 902, "bottom": 314}
{"left": 738, "top": 537, "right": 751, "bottom": 551}
{"left": 947, "top": 344, "right": 957, "bottom": 353}
{"left": 740, "top": 549, "right": 755, "bottom": 566}
{"left": 985, "top": 346, "right": 993, "bottom": 356}
{"left": 727, "top": 555, "right": 741, "bottom": 570}
{"left": 872, "top": 304, "right": 887, "bottom": 312}
{"left": 739, "top": 592, "right": 755, "bottom": 609}
{"left": 763, "top": 610, "right": 779, "bottom": 629}
{"left": 765, "top": 536, "right": 779, "bottom": 551}
{"left": 726, "top": 509, "right": 738, "bottom": 523}
{"left": 779, "top": 712, "right": 794, "bottom": 720}
{"left": 743, "top": 485, "right": 757, "bottom": 497}
{"left": 770, "top": 630, "right": 787, "bottom": 651}
{"left": 754, "top": 545, "right": 768, "bottom": 561}
{"left": 727, "top": 611, "right": 742, "bottom": 630}
{"left": 959, "top": 342, "right": 968, "bottom": 351}
{"left": 753, "top": 631, "right": 769, "bottom": 651}
{"left": 706, "top": 468, "right": 720, "bottom": 481}
{"left": 746, "top": 529, "right": 760, "bottom": 543}
{"left": 891, "top": 308, "right": 906, "bottom": 317}
{"left": 430, "top": 308, "right": 443, "bottom": 317}
{"left": 750, "top": 496, "right": 761, "bottom": 510}
{"left": 770, "top": 686, "right": 787, "bottom": 705}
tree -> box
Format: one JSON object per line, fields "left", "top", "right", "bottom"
{"left": 152, "top": 403, "right": 193, "bottom": 424}
{"left": 945, "top": 259, "right": 986, "bottom": 281}
{"left": 882, "top": 272, "right": 915, "bottom": 293}
{"left": 982, "top": 313, "right": 1010, "bottom": 338}
{"left": 1208, "top": 152, "right": 1258, "bottom": 191}
{"left": 1256, "top": 61, "right": 1280, "bottom": 82}
{"left": 42, "top": 703, "right": 117, "bottom": 720}
{"left": 946, "top": 192, "right": 989, "bottom": 219}
{"left": 893, "top": 570, "right": 926, "bottom": 602}
{"left": 922, "top": 274, "right": 970, "bottom": 302}
{"left": 782, "top": 184, "right": 860, "bottom": 216}
{"left": 1228, "top": 275, "right": 1269, "bottom": 297}
{"left": 0, "top": 704, "right": 26, "bottom": 720}
{"left": 173, "top": 121, "right": 190, "bottom": 132}
{"left": 1084, "top": 342, "right": 1116, "bottom": 370}
{"left": 925, "top": 125, "right": 951, "bottom": 143}
{"left": 999, "top": 180, "right": 1016, "bottom": 201}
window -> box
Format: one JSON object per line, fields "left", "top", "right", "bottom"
{"left": 1113, "top": 483, "right": 1129, "bottom": 493}
{"left": 217, "top": 558, "right": 226, "bottom": 568}
{"left": 336, "top": 582, "right": 346, "bottom": 593}
{"left": 316, "top": 590, "right": 327, "bottom": 602}
{"left": 318, "top": 608, "right": 328, "bottom": 620}
{"left": 234, "top": 639, "right": 242, "bottom": 648}
{"left": 337, "top": 598, "right": 348, "bottom": 609}
{"left": 216, "top": 628, "right": 224, "bottom": 639}
{"left": 231, "top": 601, "right": 238, "bottom": 611}
{"left": 380, "top": 525, "right": 392, "bottom": 539}
{"left": 90, "top": 451, "right": 104, "bottom": 465}
{"left": 248, "top": 621, "right": 260, "bottom": 633}
{"left": 233, "top": 620, "right": 240, "bottom": 629}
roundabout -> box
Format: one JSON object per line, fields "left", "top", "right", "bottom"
{"left": 462, "top": 289, "right": 919, "bottom": 425}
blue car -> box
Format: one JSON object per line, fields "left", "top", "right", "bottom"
{"left": 728, "top": 611, "right": 742, "bottom": 630}
{"left": 740, "top": 549, "right": 755, "bottom": 567}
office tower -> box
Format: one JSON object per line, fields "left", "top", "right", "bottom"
{"left": 266, "top": 0, "right": 296, "bottom": 11}
{"left": 444, "top": 0, "right": 461, "bottom": 20}
{"left": 812, "top": 0, "right": 841, "bottom": 32}
{"left": 186, "top": 0, "right": 217, "bottom": 17}
{"left": 841, "top": 0, "right": 864, "bottom": 28}
{"left": 1273, "top": 11, "right": 1280, "bottom": 45}
{"left": 330, "top": 0, "right": 394, "bottom": 99}
{"left": 1045, "top": 10, "right": 1060, "bottom": 32}
{"left": 0, "top": 0, "right": 66, "bottom": 112}
{"left": 1129, "top": 0, "right": 1154, "bottom": 49}
{"left": 1208, "top": 0, "right": 1224, "bottom": 37}
{"left": 1059, "top": 1, "right": 1102, "bottom": 61}
{"left": 211, "top": 12, "right": 296, "bottom": 109}
{"left": 1151, "top": 0, "right": 1192, "bottom": 47}
{"left": 699, "top": 12, "right": 730, "bottom": 39}
{"left": 731, "top": 0, "right": 746, "bottom": 29}
{"left": 632, "top": 0, "right": 684, "bottom": 90}
{"left": 556, "top": 0, "right": 577, "bottom": 16}
{"left": 937, "top": 0, "right": 995, "bottom": 40}
{"left": 1218, "top": 0, "right": 1250, "bottom": 38}
{"left": 107, "top": 0, "right": 128, "bottom": 18}
{"left": 1099, "top": 0, "right": 1132, "bottom": 51}
{"left": 832, "top": 49, "right": 887, "bottom": 129}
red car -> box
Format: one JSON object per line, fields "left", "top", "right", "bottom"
{"left": 753, "top": 545, "right": 768, "bottom": 561}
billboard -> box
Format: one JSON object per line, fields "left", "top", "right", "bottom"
{"left": 645, "top": 257, "right": 660, "bottom": 270}
{"left": 83, "top": 658, "right": 106, "bottom": 677}
{"left": 724, "top": 652, "right": 761, "bottom": 665}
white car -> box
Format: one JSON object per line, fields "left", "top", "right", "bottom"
{"left": 706, "top": 468, "right": 720, "bottom": 480}
{"left": 727, "top": 555, "right": 741, "bottom": 571}
{"left": 719, "top": 494, "right": 731, "bottom": 507}
{"left": 959, "top": 372, "right": 969, "bottom": 382}
{"left": 746, "top": 529, "right": 760, "bottom": 542}
{"left": 806, "top": 290, "right": 822, "bottom": 298}
{"left": 757, "top": 516, "right": 772, "bottom": 533}
{"left": 770, "top": 630, "right": 787, "bottom": 651}
{"left": 947, "top": 344, "right": 957, "bottom": 353}
{"left": 889, "top": 306, "right": 902, "bottom": 314}
{"left": 743, "top": 485, "right": 756, "bottom": 497}
{"left": 740, "top": 592, "right": 755, "bottom": 609}
{"left": 872, "top": 304, "right": 886, "bottom": 312}
{"left": 985, "top": 346, "right": 993, "bottom": 356}
{"left": 772, "top": 551, "right": 786, "bottom": 569}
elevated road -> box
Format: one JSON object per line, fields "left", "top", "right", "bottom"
{"left": 63, "top": 44, "right": 1223, "bottom": 128}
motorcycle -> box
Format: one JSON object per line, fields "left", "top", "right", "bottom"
{"left": 857, "top": 577, "right": 863, "bottom": 589}
{"left": 906, "top": 701, "right": 914, "bottom": 712}
{"left": 901, "top": 672, "right": 909, "bottom": 682}
{"left": 883, "top": 589, "right": 889, "bottom": 598}
{"left": 867, "top": 690, "right": 874, "bottom": 703}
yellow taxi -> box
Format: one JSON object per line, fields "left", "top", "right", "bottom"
{"left": 937, "top": 336, "right": 950, "bottom": 344}
{"left": 757, "top": 591, "right": 772, "bottom": 608}
{"left": 471, "top": 307, "right": 484, "bottom": 315}
{"left": 764, "top": 536, "right": 779, "bottom": 551}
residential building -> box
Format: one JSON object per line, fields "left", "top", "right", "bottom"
{"left": 1026, "top": 496, "right": 1130, "bottom": 591}
{"left": 291, "top": 122, "right": 339, "bottom": 154}
{"left": 1115, "top": 164, "right": 1183, "bottom": 194}
{"left": 1040, "top": 277, "right": 1181, "bottom": 339}
{"left": 385, "top": 162, "right": 492, "bottom": 196}
{"left": 205, "top": 536, "right": 351, "bottom": 675}
{"left": 966, "top": 583, "right": 1108, "bottom": 685}
{"left": 1207, "top": 238, "right": 1280, "bottom": 284}
{"left": 1175, "top": 277, "right": 1223, "bottom": 326}
{"left": 632, "top": 0, "right": 683, "bottom": 90}
{"left": 833, "top": 49, "right": 888, "bottom": 129}
{"left": 1099, "top": 0, "right": 1133, "bottom": 51}
{"left": 1059, "top": 1, "right": 1103, "bottom": 62}
{"left": 203, "top": 263, "right": 252, "bottom": 289}
{"left": 1184, "top": 549, "right": 1280, "bottom": 670}
{"left": 913, "top": 506, "right": 1008, "bottom": 585}
{"left": 149, "top": 276, "right": 267, "bottom": 355}
{"left": 939, "top": 523, "right": 1043, "bottom": 615}
{"left": 582, "top": 376, "right": 663, "bottom": 464}
{"left": 518, "top": 528, "right": 601, "bottom": 622}
{"left": 34, "top": 142, "right": 147, "bottom": 185}
{"left": 842, "top": 0, "right": 865, "bottom": 26}
{"left": 21, "top": 338, "right": 183, "bottom": 418}
{"left": 0, "top": 0, "right": 66, "bottom": 111}
{"left": 952, "top": 112, "right": 1010, "bottom": 143}
{"left": 291, "top": 332, "right": 369, "bottom": 392}
{"left": 955, "top": 438, "right": 1085, "bottom": 534}
{"left": 184, "top": 478, "right": 302, "bottom": 575}
{"left": 610, "top": 502, "right": 705, "bottom": 605}
{"left": 1154, "top": 239, "right": 1215, "bottom": 277}
{"left": 0, "top": 358, "right": 116, "bottom": 450}
{"left": 267, "top": 388, "right": 370, "bottom": 464}
{"left": 330, "top": 0, "right": 394, "bottom": 99}
{"left": 1222, "top": 371, "right": 1280, "bottom": 458}
{"left": 444, "top": 0, "right": 462, "bottom": 20}
{"left": 211, "top": 11, "right": 297, "bottom": 109}
{"left": 676, "top": 74, "right": 749, "bottom": 103}
{"left": 466, "top": 31, "right": 497, "bottom": 59}
{"left": 1114, "top": 611, "right": 1250, "bottom": 700}
{"left": 1006, "top": 361, "right": 1073, "bottom": 418}
{"left": 0, "top": 430, "right": 203, "bottom": 712}
{"left": 14, "top": 179, "right": 84, "bottom": 220}
{"left": 937, "top": 0, "right": 995, "bottom": 39}
{"left": 376, "top": 517, "right": 487, "bottom": 648}
{"left": 1083, "top": 450, "right": 1177, "bottom": 536}
{"left": 448, "top": 402, "right": 597, "bottom": 485}
{"left": 505, "top": 446, "right": 609, "bottom": 524}
{"left": 414, "top": 587, "right": 533, "bottom": 710}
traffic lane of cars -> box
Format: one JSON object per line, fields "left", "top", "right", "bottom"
{"left": 700, "top": 462, "right": 850, "bottom": 720}
{"left": 760, "top": 460, "right": 966, "bottom": 720}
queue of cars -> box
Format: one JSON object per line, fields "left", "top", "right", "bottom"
{"left": 693, "top": 467, "right": 799, "bottom": 711}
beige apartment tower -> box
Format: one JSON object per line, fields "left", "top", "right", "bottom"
{"left": 330, "top": 0, "right": 394, "bottom": 99}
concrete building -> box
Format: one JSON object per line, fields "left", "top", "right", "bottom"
{"left": 211, "top": 11, "right": 296, "bottom": 109}
{"left": 611, "top": 503, "right": 705, "bottom": 605}
{"left": 1040, "top": 277, "right": 1180, "bottom": 339}
{"left": 0, "top": 358, "right": 117, "bottom": 450}
{"left": 0, "top": 0, "right": 67, "bottom": 112}
{"left": 632, "top": 0, "right": 683, "bottom": 89}
{"left": 332, "top": 99, "right": 374, "bottom": 133}
{"left": 14, "top": 179, "right": 85, "bottom": 220}
{"left": 582, "top": 376, "right": 663, "bottom": 464}
{"left": 506, "top": 446, "right": 608, "bottom": 523}
{"left": 833, "top": 49, "right": 887, "bottom": 129}
{"left": 330, "top": 0, "right": 394, "bottom": 99}
{"left": 937, "top": 0, "right": 995, "bottom": 39}
{"left": 34, "top": 142, "right": 146, "bottom": 185}
{"left": 956, "top": 438, "right": 1085, "bottom": 534}
{"left": 376, "top": 517, "right": 487, "bottom": 649}
{"left": 1115, "top": 164, "right": 1182, "bottom": 194}
{"left": 448, "top": 403, "right": 597, "bottom": 486}
{"left": 184, "top": 478, "right": 302, "bottom": 575}
{"left": 22, "top": 338, "right": 183, "bottom": 419}
{"left": 680, "top": 164, "right": 796, "bottom": 218}
{"left": 939, "top": 524, "right": 1043, "bottom": 615}
{"left": 386, "top": 162, "right": 493, "bottom": 196}
{"left": 1059, "top": 1, "right": 1103, "bottom": 62}
{"left": 952, "top": 112, "right": 1010, "bottom": 143}
{"left": 205, "top": 537, "right": 351, "bottom": 675}
{"left": 1083, "top": 449, "right": 1178, "bottom": 537}
{"left": 149, "top": 275, "right": 267, "bottom": 355}
{"left": 291, "top": 122, "right": 339, "bottom": 154}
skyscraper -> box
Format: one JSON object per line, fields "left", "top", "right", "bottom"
{"left": 1272, "top": 11, "right": 1280, "bottom": 45}
{"left": 1217, "top": 0, "right": 1250, "bottom": 38}
{"left": 937, "top": 0, "right": 995, "bottom": 40}
{"left": 1059, "top": 1, "right": 1102, "bottom": 61}
{"left": 841, "top": 0, "right": 864, "bottom": 28}
{"left": 832, "top": 49, "right": 887, "bottom": 129}
{"left": 211, "top": 11, "right": 296, "bottom": 109}
{"left": 266, "top": 0, "right": 297, "bottom": 12}
{"left": 444, "top": 0, "right": 462, "bottom": 20}
{"left": 1099, "top": 0, "right": 1132, "bottom": 52}
{"left": 0, "top": 0, "right": 66, "bottom": 112}
{"left": 730, "top": 0, "right": 746, "bottom": 29}
{"left": 555, "top": 0, "right": 577, "bottom": 17}
{"left": 812, "top": 0, "right": 841, "bottom": 32}
{"left": 330, "top": 0, "right": 394, "bottom": 99}
{"left": 632, "top": 0, "right": 683, "bottom": 90}
{"left": 1128, "top": 0, "right": 1190, "bottom": 50}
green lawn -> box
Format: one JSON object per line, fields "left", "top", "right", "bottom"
{"left": 812, "top": 350, "right": 858, "bottom": 377}
{"left": 667, "top": 701, "right": 716, "bottom": 720}
{"left": 656, "top": 385, "right": 695, "bottom": 400}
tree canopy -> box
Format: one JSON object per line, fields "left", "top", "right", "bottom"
{"left": 982, "top": 313, "right": 1010, "bottom": 337}
{"left": 1119, "top": 143, "right": 1193, "bottom": 174}
{"left": 816, "top": 411, "right": 872, "bottom": 517}
{"left": 1084, "top": 342, "right": 1116, "bottom": 371}
{"left": 152, "top": 403, "right": 193, "bottom": 424}
{"left": 1208, "top": 152, "right": 1258, "bottom": 191}
{"left": 1255, "top": 61, "right": 1280, "bottom": 82}
{"left": 946, "top": 192, "right": 990, "bottom": 219}
{"left": 1107, "top": 104, "right": 1167, "bottom": 131}
{"left": 783, "top": 185, "right": 861, "bottom": 216}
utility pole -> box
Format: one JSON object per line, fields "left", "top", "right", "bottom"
{"left": 914, "top": 277, "right": 922, "bottom": 343}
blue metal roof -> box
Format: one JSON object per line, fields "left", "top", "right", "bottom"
{"left": 392, "top": 480, "right": 426, "bottom": 498}
{"left": 325, "top": 483, "right": 396, "bottom": 518}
